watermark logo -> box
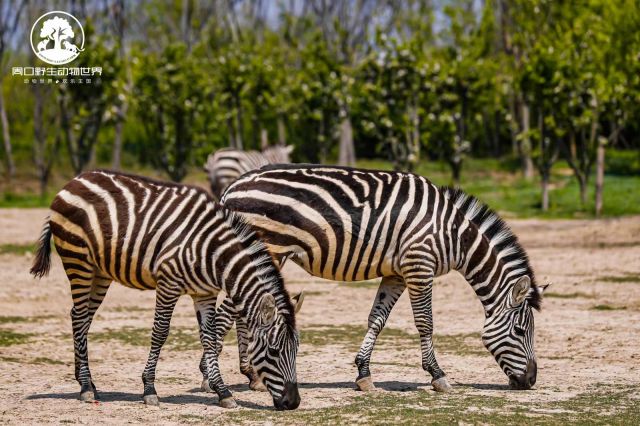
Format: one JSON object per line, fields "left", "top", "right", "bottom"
{"left": 30, "top": 11, "right": 85, "bottom": 65}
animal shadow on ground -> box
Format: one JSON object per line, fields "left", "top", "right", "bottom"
{"left": 25, "top": 390, "right": 267, "bottom": 409}
{"left": 299, "top": 380, "right": 425, "bottom": 392}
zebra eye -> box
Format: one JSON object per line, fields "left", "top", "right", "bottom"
{"left": 268, "top": 347, "right": 279, "bottom": 358}
{"left": 514, "top": 325, "right": 525, "bottom": 336}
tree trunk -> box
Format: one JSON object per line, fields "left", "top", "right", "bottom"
{"left": 234, "top": 94, "right": 244, "bottom": 150}
{"left": 260, "top": 127, "right": 268, "bottom": 150}
{"left": 338, "top": 115, "right": 355, "bottom": 167}
{"left": 595, "top": 138, "right": 605, "bottom": 217}
{"left": 112, "top": 101, "right": 127, "bottom": 169}
{"left": 520, "top": 101, "right": 534, "bottom": 179}
{"left": 0, "top": 87, "right": 15, "bottom": 179}
{"left": 277, "top": 115, "right": 286, "bottom": 146}
{"left": 541, "top": 174, "right": 549, "bottom": 212}
{"left": 578, "top": 175, "right": 587, "bottom": 206}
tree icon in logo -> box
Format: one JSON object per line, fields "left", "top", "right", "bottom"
{"left": 31, "top": 11, "right": 85, "bottom": 65}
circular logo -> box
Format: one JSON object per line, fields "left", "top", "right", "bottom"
{"left": 30, "top": 11, "right": 85, "bottom": 65}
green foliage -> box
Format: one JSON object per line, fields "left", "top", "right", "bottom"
{"left": 1, "top": 0, "right": 640, "bottom": 215}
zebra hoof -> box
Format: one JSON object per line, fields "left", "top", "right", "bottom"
{"left": 79, "top": 390, "right": 96, "bottom": 402}
{"left": 219, "top": 397, "right": 238, "bottom": 409}
{"left": 431, "top": 377, "right": 452, "bottom": 392}
{"left": 356, "top": 376, "right": 377, "bottom": 392}
{"left": 249, "top": 379, "right": 267, "bottom": 392}
{"left": 143, "top": 394, "right": 160, "bottom": 406}
{"left": 201, "top": 379, "right": 212, "bottom": 392}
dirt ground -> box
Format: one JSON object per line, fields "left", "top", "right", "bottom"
{"left": 0, "top": 209, "right": 639, "bottom": 424}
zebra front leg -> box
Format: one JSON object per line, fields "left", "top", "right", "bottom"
{"left": 406, "top": 277, "right": 452, "bottom": 392}
{"left": 214, "top": 295, "right": 267, "bottom": 392}
{"left": 194, "top": 296, "right": 237, "bottom": 408}
{"left": 141, "top": 285, "right": 180, "bottom": 406}
{"left": 355, "top": 276, "right": 405, "bottom": 391}
{"left": 69, "top": 274, "right": 111, "bottom": 402}
{"left": 198, "top": 296, "right": 229, "bottom": 392}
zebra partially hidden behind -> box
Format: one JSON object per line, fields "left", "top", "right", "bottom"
{"left": 217, "top": 164, "right": 548, "bottom": 393}
{"left": 29, "top": 170, "right": 303, "bottom": 410}
{"left": 204, "top": 145, "right": 294, "bottom": 199}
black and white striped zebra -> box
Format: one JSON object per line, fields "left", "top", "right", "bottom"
{"left": 29, "top": 170, "right": 303, "bottom": 410}
{"left": 217, "top": 164, "right": 548, "bottom": 392}
{"left": 204, "top": 145, "right": 294, "bottom": 199}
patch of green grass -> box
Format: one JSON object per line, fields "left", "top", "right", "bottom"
{"left": 591, "top": 304, "right": 627, "bottom": 311}
{"left": 31, "top": 357, "right": 66, "bottom": 365}
{"left": 301, "top": 324, "right": 483, "bottom": 356}
{"left": 0, "top": 316, "right": 29, "bottom": 324}
{"left": 107, "top": 306, "right": 153, "bottom": 313}
{"left": 544, "top": 292, "right": 595, "bottom": 299}
{"left": 93, "top": 326, "right": 201, "bottom": 351}
{"left": 92, "top": 326, "right": 237, "bottom": 351}
{"left": 301, "top": 291, "right": 329, "bottom": 296}
{"left": 0, "top": 330, "right": 32, "bottom": 346}
{"left": 357, "top": 158, "right": 640, "bottom": 218}
{"left": 0, "top": 243, "right": 36, "bottom": 255}
{"left": 219, "top": 384, "right": 640, "bottom": 425}
{"left": 0, "top": 191, "right": 53, "bottom": 208}
{"left": 338, "top": 279, "right": 381, "bottom": 289}
{"left": 600, "top": 274, "right": 640, "bottom": 284}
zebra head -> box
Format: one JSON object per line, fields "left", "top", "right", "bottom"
{"left": 482, "top": 275, "right": 547, "bottom": 390}
{"left": 247, "top": 292, "right": 303, "bottom": 410}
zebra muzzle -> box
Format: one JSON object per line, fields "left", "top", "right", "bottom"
{"left": 509, "top": 359, "right": 537, "bottom": 390}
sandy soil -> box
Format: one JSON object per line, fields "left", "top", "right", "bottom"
{"left": 0, "top": 210, "right": 639, "bottom": 424}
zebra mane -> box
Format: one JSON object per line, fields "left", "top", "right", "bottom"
{"left": 220, "top": 208, "right": 296, "bottom": 327}
{"left": 441, "top": 186, "right": 542, "bottom": 310}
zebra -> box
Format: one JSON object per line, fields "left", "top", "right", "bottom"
{"left": 29, "top": 170, "right": 303, "bottom": 410}
{"left": 216, "top": 164, "right": 548, "bottom": 393}
{"left": 204, "top": 145, "right": 294, "bottom": 199}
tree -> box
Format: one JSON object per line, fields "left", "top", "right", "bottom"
{"left": 135, "top": 44, "right": 211, "bottom": 181}
{"left": 0, "top": 0, "right": 27, "bottom": 179}
{"left": 59, "top": 26, "right": 119, "bottom": 175}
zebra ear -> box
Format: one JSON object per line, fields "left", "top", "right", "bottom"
{"left": 258, "top": 293, "right": 277, "bottom": 326}
{"left": 538, "top": 283, "right": 551, "bottom": 296}
{"left": 291, "top": 291, "right": 305, "bottom": 314}
{"left": 512, "top": 276, "right": 531, "bottom": 305}
{"left": 285, "top": 145, "right": 294, "bottom": 154}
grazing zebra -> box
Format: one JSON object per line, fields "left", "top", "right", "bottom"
{"left": 204, "top": 145, "right": 294, "bottom": 199}
{"left": 217, "top": 164, "right": 548, "bottom": 392}
{"left": 29, "top": 170, "right": 303, "bottom": 410}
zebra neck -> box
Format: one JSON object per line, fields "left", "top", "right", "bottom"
{"left": 457, "top": 225, "right": 505, "bottom": 314}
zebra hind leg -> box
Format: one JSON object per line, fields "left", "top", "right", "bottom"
{"left": 354, "top": 276, "right": 405, "bottom": 392}
{"left": 194, "top": 296, "right": 237, "bottom": 408}
{"left": 67, "top": 269, "right": 112, "bottom": 402}
{"left": 405, "top": 276, "right": 452, "bottom": 393}
{"left": 141, "top": 284, "right": 180, "bottom": 406}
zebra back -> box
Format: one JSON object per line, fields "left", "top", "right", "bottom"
{"left": 204, "top": 146, "right": 294, "bottom": 199}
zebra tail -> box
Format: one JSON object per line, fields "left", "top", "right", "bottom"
{"left": 30, "top": 219, "right": 52, "bottom": 278}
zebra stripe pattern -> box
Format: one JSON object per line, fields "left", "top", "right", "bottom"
{"left": 30, "top": 170, "right": 301, "bottom": 410}
{"left": 204, "top": 145, "right": 293, "bottom": 199}
{"left": 220, "top": 164, "right": 546, "bottom": 391}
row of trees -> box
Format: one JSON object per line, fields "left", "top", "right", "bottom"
{"left": 1, "top": 0, "right": 639, "bottom": 216}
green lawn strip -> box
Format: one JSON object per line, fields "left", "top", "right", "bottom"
{"left": 544, "top": 292, "right": 595, "bottom": 299}
{"left": 600, "top": 274, "right": 640, "bottom": 284}
{"left": 590, "top": 304, "right": 627, "bottom": 311}
{"left": 216, "top": 384, "right": 640, "bottom": 425}
{"left": 91, "top": 326, "right": 238, "bottom": 351}
{"left": 0, "top": 329, "right": 32, "bottom": 346}
{"left": 0, "top": 243, "right": 36, "bottom": 255}
{"left": 301, "top": 324, "right": 483, "bottom": 356}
